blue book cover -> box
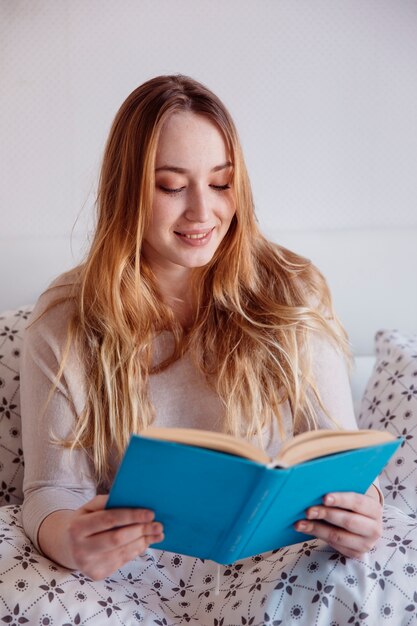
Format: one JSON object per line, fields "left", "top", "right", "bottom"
{"left": 106, "top": 433, "right": 401, "bottom": 564}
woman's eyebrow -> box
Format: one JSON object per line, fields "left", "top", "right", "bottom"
{"left": 155, "top": 161, "right": 233, "bottom": 173}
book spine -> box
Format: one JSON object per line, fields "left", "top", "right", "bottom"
{"left": 212, "top": 468, "right": 282, "bottom": 564}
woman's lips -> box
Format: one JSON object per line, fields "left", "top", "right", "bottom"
{"left": 174, "top": 228, "right": 214, "bottom": 246}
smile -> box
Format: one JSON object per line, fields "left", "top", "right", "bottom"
{"left": 174, "top": 228, "right": 215, "bottom": 245}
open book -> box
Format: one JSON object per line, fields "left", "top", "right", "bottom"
{"left": 137, "top": 426, "right": 396, "bottom": 467}
{"left": 106, "top": 427, "right": 401, "bottom": 564}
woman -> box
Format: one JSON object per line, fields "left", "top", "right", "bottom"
{"left": 20, "top": 75, "right": 382, "bottom": 583}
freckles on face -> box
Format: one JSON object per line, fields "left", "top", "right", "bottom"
{"left": 142, "top": 111, "right": 236, "bottom": 274}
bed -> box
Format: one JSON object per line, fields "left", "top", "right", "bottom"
{"left": 0, "top": 227, "right": 416, "bottom": 625}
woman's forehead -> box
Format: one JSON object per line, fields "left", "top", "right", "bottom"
{"left": 155, "top": 112, "right": 229, "bottom": 168}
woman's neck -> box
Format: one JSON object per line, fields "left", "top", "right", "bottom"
{"left": 151, "top": 264, "right": 196, "bottom": 328}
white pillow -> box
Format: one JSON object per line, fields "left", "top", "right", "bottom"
{"left": 358, "top": 329, "right": 417, "bottom": 518}
{"left": 0, "top": 306, "right": 32, "bottom": 506}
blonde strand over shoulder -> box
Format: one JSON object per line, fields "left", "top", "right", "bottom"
{"left": 188, "top": 236, "right": 353, "bottom": 444}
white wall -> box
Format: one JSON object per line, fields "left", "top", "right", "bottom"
{"left": 1, "top": 0, "right": 417, "bottom": 352}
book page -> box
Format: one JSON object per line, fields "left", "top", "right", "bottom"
{"left": 274, "top": 429, "right": 396, "bottom": 467}
{"left": 140, "top": 427, "right": 271, "bottom": 464}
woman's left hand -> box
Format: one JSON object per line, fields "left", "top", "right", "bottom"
{"left": 294, "top": 484, "right": 383, "bottom": 559}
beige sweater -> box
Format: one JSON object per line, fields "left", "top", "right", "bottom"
{"left": 20, "top": 273, "right": 359, "bottom": 552}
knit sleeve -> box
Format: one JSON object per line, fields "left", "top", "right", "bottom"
{"left": 304, "top": 325, "right": 383, "bottom": 500}
{"left": 306, "top": 326, "right": 358, "bottom": 431}
{"left": 20, "top": 284, "right": 96, "bottom": 553}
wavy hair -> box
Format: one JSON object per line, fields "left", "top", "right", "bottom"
{"left": 37, "top": 75, "right": 353, "bottom": 483}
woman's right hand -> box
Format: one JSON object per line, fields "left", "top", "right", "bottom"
{"left": 38, "top": 495, "right": 164, "bottom": 580}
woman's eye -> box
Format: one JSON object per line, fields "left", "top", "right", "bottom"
{"left": 158, "top": 183, "right": 231, "bottom": 194}
{"left": 210, "top": 184, "right": 231, "bottom": 191}
{"left": 159, "top": 185, "right": 185, "bottom": 194}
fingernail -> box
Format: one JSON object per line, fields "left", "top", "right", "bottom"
{"left": 325, "top": 495, "right": 335, "bottom": 505}
{"left": 152, "top": 522, "right": 163, "bottom": 533}
{"left": 297, "top": 521, "right": 311, "bottom": 531}
{"left": 145, "top": 511, "right": 154, "bottom": 521}
{"left": 308, "top": 508, "right": 319, "bottom": 519}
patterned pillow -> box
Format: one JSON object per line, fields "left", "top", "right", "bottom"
{"left": 358, "top": 329, "right": 417, "bottom": 518}
{"left": 0, "top": 306, "right": 33, "bottom": 506}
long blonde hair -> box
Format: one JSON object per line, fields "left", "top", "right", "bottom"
{"left": 38, "top": 75, "right": 352, "bottom": 483}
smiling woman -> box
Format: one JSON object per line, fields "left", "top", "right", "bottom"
{"left": 144, "top": 112, "right": 236, "bottom": 324}
{"left": 20, "top": 75, "right": 384, "bottom": 593}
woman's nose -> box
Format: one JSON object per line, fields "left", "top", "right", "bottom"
{"left": 184, "top": 186, "right": 211, "bottom": 223}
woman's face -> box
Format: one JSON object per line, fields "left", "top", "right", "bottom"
{"left": 142, "top": 111, "right": 235, "bottom": 277}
